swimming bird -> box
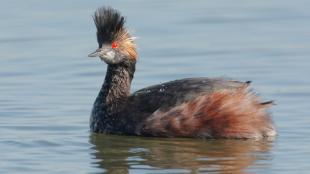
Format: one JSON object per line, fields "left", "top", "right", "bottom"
{"left": 88, "top": 7, "right": 276, "bottom": 139}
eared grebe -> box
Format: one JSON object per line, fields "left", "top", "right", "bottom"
{"left": 88, "top": 7, "right": 276, "bottom": 139}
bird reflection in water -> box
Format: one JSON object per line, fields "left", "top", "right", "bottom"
{"left": 89, "top": 134, "right": 274, "bottom": 174}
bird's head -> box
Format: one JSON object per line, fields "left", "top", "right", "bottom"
{"left": 88, "top": 7, "right": 137, "bottom": 64}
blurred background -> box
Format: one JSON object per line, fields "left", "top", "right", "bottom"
{"left": 0, "top": 0, "right": 310, "bottom": 173}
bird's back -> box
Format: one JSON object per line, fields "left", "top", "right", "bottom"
{"left": 130, "top": 77, "right": 247, "bottom": 112}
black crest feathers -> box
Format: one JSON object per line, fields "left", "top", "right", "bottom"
{"left": 93, "top": 7, "right": 125, "bottom": 45}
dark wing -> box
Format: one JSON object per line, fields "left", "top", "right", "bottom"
{"left": 128, "top": 77, "right": 249, "bottom": 114}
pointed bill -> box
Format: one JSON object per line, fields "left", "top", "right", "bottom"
{"left": 88, "top": 49, "right": 100, "bottom": 57}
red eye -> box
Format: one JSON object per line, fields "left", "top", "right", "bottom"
{"left": 111, "top": 42, "right": 118, "bottom": 49}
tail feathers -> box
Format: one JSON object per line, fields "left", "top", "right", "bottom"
{"left": 242, "top": 81, "right": 251, "bottom": 88}
{"left": 260, "top": 100, "right": 275, "bottom": 107}
{"left": 245, "top": 81, "right": 252, "bottom": 85}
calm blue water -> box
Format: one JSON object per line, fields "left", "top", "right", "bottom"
{"left": 1, "top": 0, "right": 310, "bottom": 173}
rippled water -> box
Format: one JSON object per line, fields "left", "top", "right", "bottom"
{"left": 1, "top": 0, "right": 310, "bottom": 173}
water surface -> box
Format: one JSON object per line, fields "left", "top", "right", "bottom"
{"left": 1, "top": 0, "right": 310, "bottom": 173}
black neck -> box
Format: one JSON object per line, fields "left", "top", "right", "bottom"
{"left": 97, "top": 60, "right": 136, "bottom": 112}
